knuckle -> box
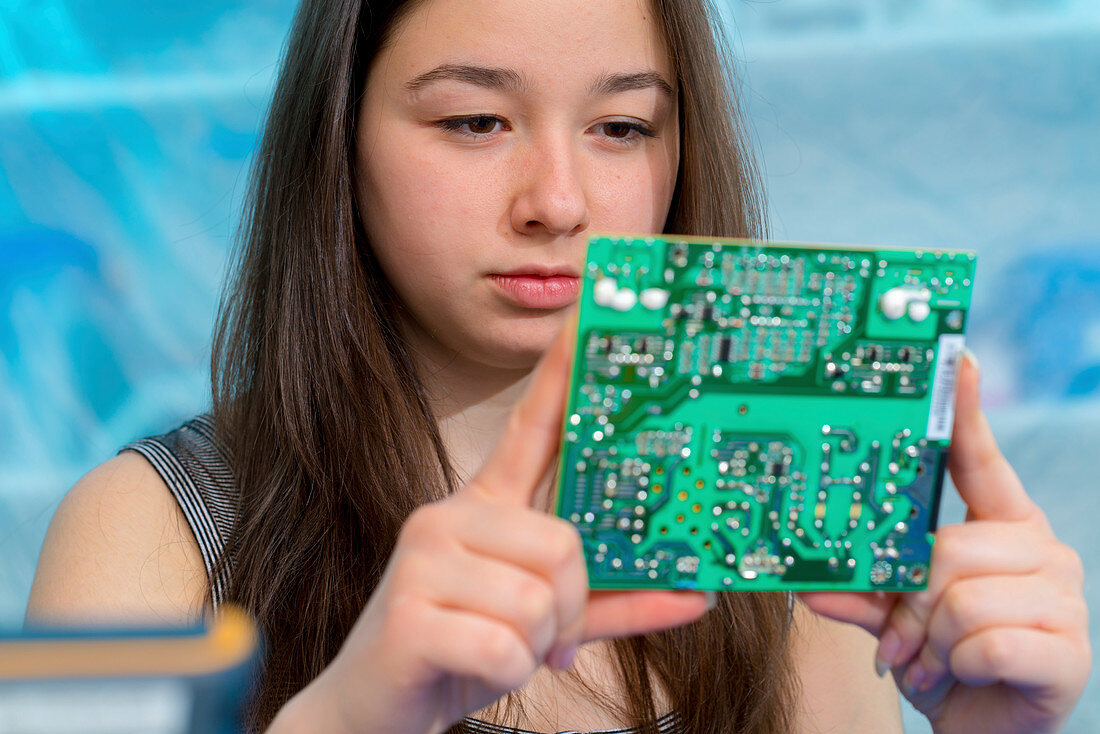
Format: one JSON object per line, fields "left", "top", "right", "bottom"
{"left": 901, "top": 589, "right": 936, "bottom": 624}
{"left": 504, "top": 409, "right": 528, "bottom": 443}
{"left": 544, "top": 525, "right": 581, "bottom": 569}
{"left": 932, "top": 522, "right": 963, "bottom": 547}
{"left": 515, "top": 578, "right": 555, "bottom": 628}
{"left": 482, "top": 626, "right": 516, "bottom": 666}
{"left": 930, "top": 527, "right": 962, "bottom": 567}
{"left": 1062, "top": 593, "right": 1090, "bottom": 631}
{"left": 464, "top": 479, "right": 498, "bottom": 506}
{"left": 942, "top": 584, "right": 978, "bottom": 628}
{"left": 489, "top": 658, "right": 536, "bottom": 693}
{"left": 554, "top": 517, "right": 584, "bottom": 550}
{"left": 928, "top": 543, "right": 961, "bottom": 588}
{"left": 978, "top": 631, "right": 1013, "bottom": 672}
{"left": 400, "top": 504, "right": 438, "bottom": 543}
{"left": 390, "top": 552, "right": 429, "bottom": 587}
{"left": 1073, "top": 594, "right": 1091, "bottom": 628}
{"left": 1054, "top": 544, "right": 1085, "bottom": 586}
{"left": 479, "top": 627, "right": 532, "bottom": 687}
{"left": 1028, "top": 587, "right": 1068, "bottom": 632}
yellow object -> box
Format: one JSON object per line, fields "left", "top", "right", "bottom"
{"left": 1, "top": 604, "right": 258, "bottom": 681}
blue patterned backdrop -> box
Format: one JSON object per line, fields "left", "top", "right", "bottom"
{"left": 1, "top": 1, "right": 1097, "bottom": 730}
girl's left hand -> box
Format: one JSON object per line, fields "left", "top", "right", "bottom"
{"left": 799, "top": 352, "right": 1091, "bottom": 734}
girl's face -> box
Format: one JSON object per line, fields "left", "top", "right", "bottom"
{"left": 356, "top": 0, "right": 679, "bottom": 372}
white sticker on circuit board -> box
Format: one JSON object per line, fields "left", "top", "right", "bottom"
{"left": 926, "top": 334, "right": 966, "bottom": 441}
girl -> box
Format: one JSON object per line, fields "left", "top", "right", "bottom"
{"left": 27, "top": 1, "right": 1090, "bottom": 733}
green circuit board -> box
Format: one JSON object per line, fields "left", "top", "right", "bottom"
{"left": 554, "top": 235, "right": 976, "bottom": 591}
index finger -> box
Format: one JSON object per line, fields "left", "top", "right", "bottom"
{"left": 582, "top": 589, "right": 709, "bottom": 641}
{"left": 471, "top": 308, "right": 579, "bottom": 506}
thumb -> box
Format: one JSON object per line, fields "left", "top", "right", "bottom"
{"left": 469, "top": 308, "right": 579, "bottom": 507}
{"left": 948, "top": 350, "right": 1041, "bottom": 525}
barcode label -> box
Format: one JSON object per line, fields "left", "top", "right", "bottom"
{"left": 926, "top": 334, "right": 966, "bottom": 441}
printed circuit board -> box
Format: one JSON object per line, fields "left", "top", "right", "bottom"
{"left": 554, "top": 235, "right": 976, "bottom": 591}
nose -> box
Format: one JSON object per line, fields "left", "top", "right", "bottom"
{"left": 509, "top": 135, "right": 590, "bottom": 238}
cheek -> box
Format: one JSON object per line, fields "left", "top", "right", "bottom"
{"left": 588, "top": 145, "right": 678, "bottom": 234}
{"left": 398, "top": 149, "right": 498, "bottom": 225}
{"left": 359, "top": 140, "right": 497, "bottom": 286}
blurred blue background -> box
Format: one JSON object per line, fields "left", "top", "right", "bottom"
{"left": 0, "top": 0, "right": 1097, "bottom": 730}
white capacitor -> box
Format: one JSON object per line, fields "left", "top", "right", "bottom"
{"left": 879, "top": 287, "right": 910, "bottom": 320}
{"left": 908, "top": 299, "right": 932, "bottom": 322}
{"left": 594, "top": 276, "right": 619, "bottom": 307}
{"left": 639, "top": 288, "right": 671, "bottom": 310}
{"left": 611, "top": 287, "right": 638, "bottom": 311}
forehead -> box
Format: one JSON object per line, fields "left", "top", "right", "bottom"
{"left": 377, "top": 0, "right": 672, "bottom": 93}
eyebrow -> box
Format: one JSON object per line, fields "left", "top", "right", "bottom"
{"left": 404, "top": 64, "right": 527, "bottom": 94}
{"left": 403, "top": 64, "right": 675, "bottom": 100}
{"left": 589, "top": 71, "right": 675, "bottom": 100}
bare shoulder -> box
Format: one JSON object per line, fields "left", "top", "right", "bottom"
{"left": 25, "top": 451, "right": 209, "bottom": 627}
{"left": 788, "top": 598, "right": 904, "bottom": 734}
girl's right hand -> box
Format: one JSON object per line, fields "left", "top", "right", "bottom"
{"left": 284, "top": 311, "right": 709, "bottom": 734}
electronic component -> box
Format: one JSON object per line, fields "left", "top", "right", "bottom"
{"left": 555, "top": 235, "right": 976, "bottom": 591}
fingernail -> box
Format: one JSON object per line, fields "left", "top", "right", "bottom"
{"left": 874, "top": 656, "right": 891, "bottom": 678}
{"left": 704, "top": 591, "right": 718, "bottom": 611}
{"left": 962, "top": 347, "right": 980, "bottom": 374}
{"left": 547, "top": 645, "right": 576, "bottom": 671}
{"left": 875, "top": 628, "right": 901, "bottom": 677}
{"left": 904, "top": 661, "right": 927, "bottom": 697}
{"left": 559, "top": 646, "right": 576, "bottom": 669}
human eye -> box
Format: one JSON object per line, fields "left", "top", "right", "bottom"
{"left": 435, "top": 114, "right": 509, "bottom": 139}
{"left": 592, "top": 119, "right": 656, "bottom": 147}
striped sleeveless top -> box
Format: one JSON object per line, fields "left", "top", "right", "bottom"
{"left": 120, "top": 413, "right": 686, "bottom": 734}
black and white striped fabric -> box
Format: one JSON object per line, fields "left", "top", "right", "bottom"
{"left": 120, "top": 413, "right": 235, "bottom": 609}
{"left": 462, "top": 710, "right": 683, "bottom": 734}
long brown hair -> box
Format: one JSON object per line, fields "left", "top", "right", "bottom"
{"left": 210, "top": 0, "right": 798, "bottom": 732}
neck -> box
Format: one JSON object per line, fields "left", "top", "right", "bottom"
{"left": 402, "top": 322, "right": 535, "bottom": 487}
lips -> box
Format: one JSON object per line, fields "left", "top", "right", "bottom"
{"left": 488, "top": 269, "right": 581, "bottom": 309}
{"left": 494, "top": 264, "right": 580, "bottom": 278}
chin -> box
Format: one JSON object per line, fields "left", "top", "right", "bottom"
{"left": 468, "top": 312, "right": 570, "bottom": 370}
